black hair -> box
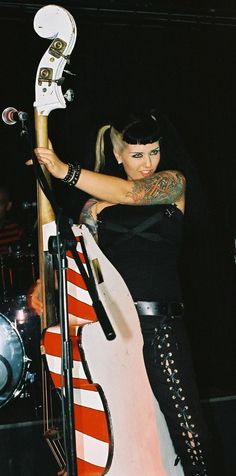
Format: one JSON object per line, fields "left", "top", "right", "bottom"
{"left": 112, "top": 111, "right": 161, "bottom": 145}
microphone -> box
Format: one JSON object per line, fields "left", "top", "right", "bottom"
{"left": 22, "top": 201, "right": 37, "bottom": 210}
{"left": 2, "top": 107, "right": 28, "bottom": 125}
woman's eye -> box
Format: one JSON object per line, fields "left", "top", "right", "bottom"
{"left": 150, "top": 147, "right": 160, "bottom": 155}
{"left": 132, "top": 153, "right": 143, "bottom": 159}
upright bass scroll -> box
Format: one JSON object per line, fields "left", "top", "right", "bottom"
{"left": 34, "top": 4, "right": 77, "bottom": 116}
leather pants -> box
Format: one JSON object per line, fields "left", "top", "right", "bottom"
{"left": 138, "top": 312, "right": 209, "bottom": 476}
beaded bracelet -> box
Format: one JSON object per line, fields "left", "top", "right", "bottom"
{"left": 62, "top": 163, "right": 74, "bottom": 183}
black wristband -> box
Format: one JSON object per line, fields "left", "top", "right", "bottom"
{"left": 62, "top": 163, "right": 74, "bottom": 183}
{"left": 69, "top": 164, "right": 81, "bottom": 186}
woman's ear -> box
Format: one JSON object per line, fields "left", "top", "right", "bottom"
{"left": 113, "top": 148, "right": 123, "bottom": 164}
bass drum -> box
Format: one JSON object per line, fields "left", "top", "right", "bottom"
{"left": 0, "top": 312, "right": 28, "bottom": 408}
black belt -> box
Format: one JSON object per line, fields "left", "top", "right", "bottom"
{"left": 134, "top": 301, "right": 184, "bottom": 317}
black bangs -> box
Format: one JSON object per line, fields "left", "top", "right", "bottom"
{"left": 113, "top": 112, "right": 161, "bottom": 145}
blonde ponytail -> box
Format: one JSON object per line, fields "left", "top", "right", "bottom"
{"left": 94, "top": 125, "right": 111, "bottom": 172}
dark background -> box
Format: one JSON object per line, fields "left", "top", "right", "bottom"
{"left": 0, "top": 2, "right": 236, "bottom": 476}
{"left": 0, "top": 0, "right": 235, "bottom": 399}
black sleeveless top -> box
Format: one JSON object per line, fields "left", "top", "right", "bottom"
{"left": 97, "top": 204, "right": 183, "bottom": 302}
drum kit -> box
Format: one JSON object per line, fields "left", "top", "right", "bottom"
{"left": 0, "top": 242, "right": 41, "bottom": 410}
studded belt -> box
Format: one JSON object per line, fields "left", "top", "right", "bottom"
{"left": 134, "top": 301, "right": 184, "bottom": 317}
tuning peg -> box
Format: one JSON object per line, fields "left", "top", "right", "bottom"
{"left": 64, "top": 69, "right": 77, "bottom": 76}
{"left": 64, "top": 89, "right": 75, "bottom": 102}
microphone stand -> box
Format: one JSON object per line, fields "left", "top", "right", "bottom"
{"left": 48, "top": 214, "right": 78, "bottom": 476}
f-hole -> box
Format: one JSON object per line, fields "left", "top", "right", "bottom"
{"left": 92, "top": 258, "right": 104, "bottom": 284}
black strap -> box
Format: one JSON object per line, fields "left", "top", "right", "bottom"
{"left": 101, "top": 209, "right": 173, "bottom": 248}
{"left": 70, "top": 234, "right": 116, "bottom": 340}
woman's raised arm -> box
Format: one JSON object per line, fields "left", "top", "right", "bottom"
{"left": 33, "top": 147, "right": 185, "bottom": 207}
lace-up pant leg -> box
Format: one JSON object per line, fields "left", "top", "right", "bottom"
{"left": 139, "top": 314, "right": 209, "bottom": 476}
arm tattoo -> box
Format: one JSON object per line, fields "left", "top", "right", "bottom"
{"left": 126, "top": 170, "right": 185, "bottom": 205}
{"left": 79, "top": 198, "right": 98, "bottom": 237}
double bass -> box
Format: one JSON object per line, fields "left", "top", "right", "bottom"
{"left": 33, "top": 5, "right": 184, "bottom": 476}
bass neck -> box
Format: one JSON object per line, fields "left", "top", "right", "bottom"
{"left": 35, "top": 111, "right": 57, "bottom": 330}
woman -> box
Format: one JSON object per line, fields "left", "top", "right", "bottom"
{"left": 32, "top": 111, "right": 209, "bottom": 476}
